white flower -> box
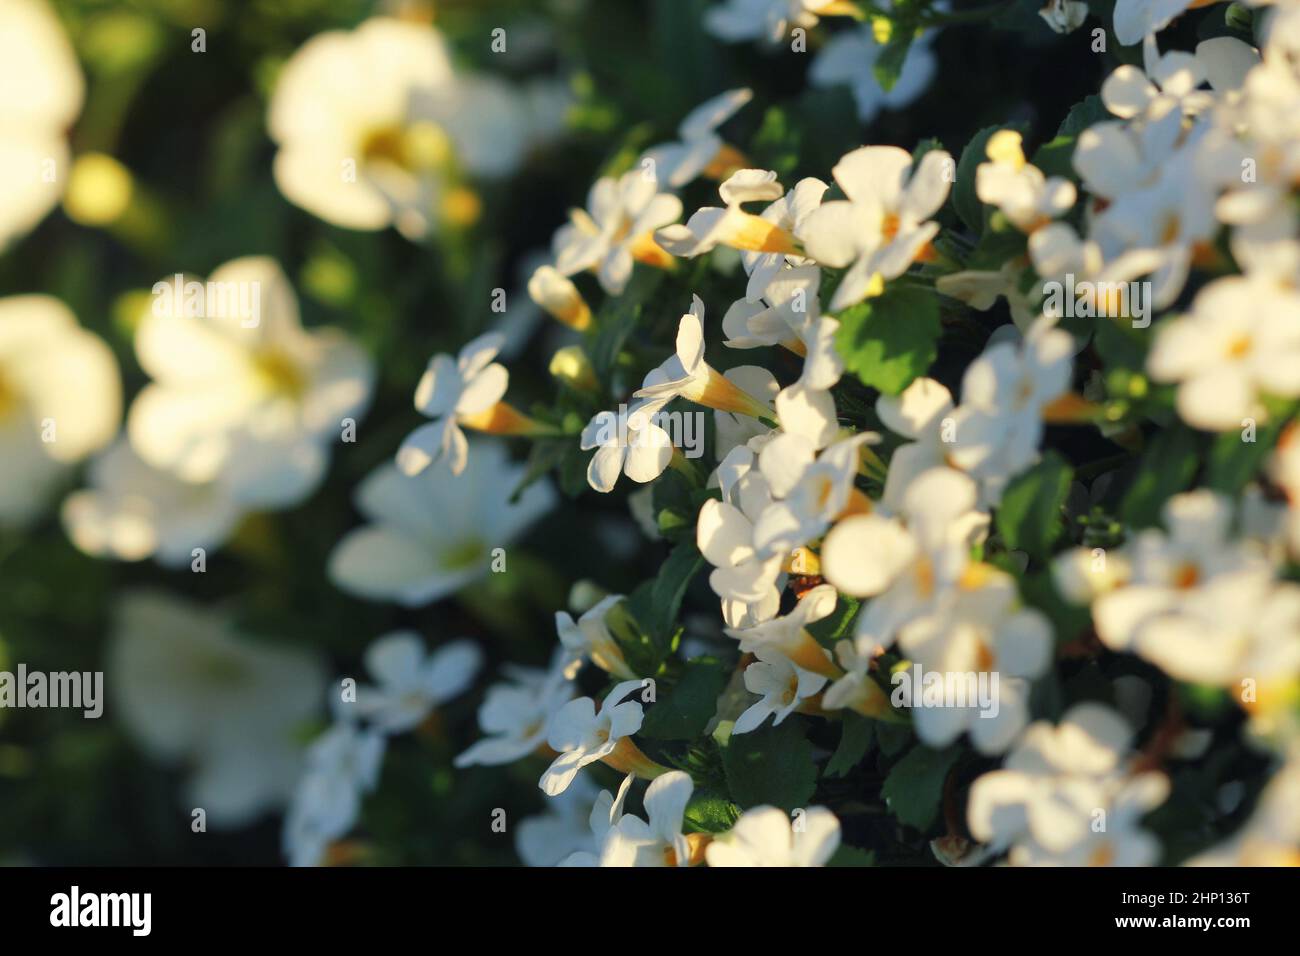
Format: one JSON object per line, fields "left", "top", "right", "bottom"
{"left": 1051, "top": 544, "right": 1132, "bottom": 604}
{"left": 808, "top": 24, "right": 937, "bottom": 124}
{"left": 600, "top": 771, "right": 701, "bottom": 866}
{"left": 1147, "top": 275, "right": 1300, "bottom": 432}
{"left": 540, "top": 679, "right": 662, "bottom": 796}
{"left": 821, "top": 468, "right": 988, "bottom": 633}
{"left": 527, "top": 265, "right": 592, "bottom": 331}
{"left": 797, "top": 145, "right": 952, "bottom": 311}
{"left": 1097, "top": 34, "right": 1227, "bottom": 121}
{"left": 1088, "top": 146, "right": 1217, "bottom": 308}
{"left": 580, "top": 398, "right": 674, "bottom": 494}
{"left": 62, "top": 438, "right": 243, "bottom": 566}
{"left": 129, "top": 257, "right": 373, "bottom": 509}
{"left": 1038, "top": 0, "right": 1089, "bottom": 34}
{"left": 1088, "top": 490, "right": 1288, "bottom": 686}
{"left": 396, "top": 332, "right": 510, "bottom": 476}
{"left": 656, "top": 168, "right": 796, "bottom": 259}
{"left": 967, "top": 704, "right": 1169, "bottom": 866}
{"left": 975, "top": 130, "right": 1076, "bottom": 233}
{"left": 740, "top": 178, "right": 829, "bottom": 301}
{"left": 455, "top": 653, "right": 575, "bottom": 768}
{"left": 733, "top": 647, "right": 828, "bottom": 734}
{"left": 715, "top": 366, "right": 779, "bottom": 457}
{"left": 1112, "top": 0, "right": 1198, "bottom": 48}
{"left": 723, "top": 583, "right": 839, "bottom": 677}
{"left": 516, "top": 774, "right": 605, "bottom": 866}
{"left": 552, "top": 169, "right": 681, "bottom": 294}
{"left": 0, "top": 294, "right": 120, "bottom": 525}
{"left": 946, "top": 317, "right": 1074, "bottom": 502}
{"left": 1072, "top": 103, "right": 1182, "bottom": 202}
{"left": 268, "top": 17, "right": 545, "bottom": 238}
{"left": 555, "top": 773, "right": 636, "bottom": 866}
{"left": 0, "top": 0, "right": 83, "bottom": 250}
{"left": 112, "top": 591, "right": 327, "bottom": 829}
{"left": 633, "top": 295, "right": 774, "bottom": 418}
{"left": 706, "top": 1, "right": 852, "bottom": 45}
{"left": 724, "top": 267, "right": 844, "bottom": 390}
{"left": 556, "top": 594, "right": 637, "bottom": 679}
{"left": 641, "top": 88, "right": 752, "bottom": 187}
{"left": 1271, "top": 424, "right": 1300, "bottom": 559}
{"left": 893, "top": 572, "right": 1053, "bottom": 754}
{"left": 329, "top": 440, "right": 555, "bottom": 606}
{"left": 875, "top": 376, "right": 957, "bottom": 512}
{"left": 698, "top": 445, "right": 785, "bottom": 626}
{"left": 752, "top": 432, "right": 878, "bottom": 558}
{"left": 706, "top": 805, "right": 841, "bottom": 866}
{"left": 283, "top": 719, "right": 387, "bottom": 867}
{"left": 351, "top": 632, "right": 481, "bottom": 734}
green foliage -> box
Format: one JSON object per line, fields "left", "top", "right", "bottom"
{"left": 996, "top": 451, "right": 1074, "bottom": 561}
{"left": 642, "top": 657, "right": 728, "bottom": 739}
{"left": 880, "top": 744, "right": 962, "bottom": 832}
{"left": 723, "top": 718, "right": 819, "bottom": 812}
{"left": 836, "top": 285, "right": 942, "bottom": 395}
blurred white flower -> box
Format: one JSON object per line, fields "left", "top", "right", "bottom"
{"left": 797, "top": 145, "right": 952, "bottom": 311}
{"left": 516, "top": 773, "right": 604, "bottom": 866}
{"left": 967, "top": 703, "right": 1170, "bottom": 865}
{"left": 269, "top": 17, "right": 555, "bottom": 238}
{"left": 707, "top": 2, "right": 858, "bottom": 46}
{"left": 552, "top": 169, "right": 681, "bottom": 294}
{"left": 1112, "top": 0, "right": 1198, "bottom": 48}
{"left": 352, "top": 632, "right": 481, "bottom": 734}
{"left": 283, "top": 719, "right": 386, "bottom": 867}
{"left": 946, "top": 317, "right": 1074, "bottom": 503}
{"left": 112, "top": 592, "right": 327, "bottom": 829}
{"left": 0, "top": 0, "right": 83, "bottom": 250}
{"left": 455, "top": 652, "right": 575, "bottom": 768}
{"left": 62, "top": 438, "right": 243, "bottom": 566}
{"left": 641, "top": 88, "right": 752, "bottom": 187}
{"left": 329, "top": 440, "right": 555, "bottom": 607}
{"left": 0, "top": 294, "right": 120, "bottom": 525}
{"left": 129, "top": 257, "right": 373, "bottom": 509}
{"left": 809, "top": 24, "right": 936, "bottom": 123}
{"left": 705, "top": 805, "right": 840, "bottom": 866}
{"left": 1148, "top": 275, "right": 1300, "bottom": 432}
{"left": 975, "top": 130, "right": 1076, "bottom": 234}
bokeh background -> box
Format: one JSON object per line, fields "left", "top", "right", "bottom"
{"left": 0, "top": 0, "right": 1175, "bottom": 865}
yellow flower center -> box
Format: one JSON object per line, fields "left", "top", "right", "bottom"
{"left": 360, "top": 121, "right": 451, "bottom": 173}
{"left": 252, "top": 349, "right": 308, "bottom": 399}
{"left": 0, "top": 367, "right": 19, "bottom": 421}
{"left": 440, "top": 536, "right": 486, "bottom": 572}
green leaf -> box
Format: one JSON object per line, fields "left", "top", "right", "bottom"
{"left": 648, "top": 541, "right": 705, "bottom": 642}
{"left": 880, "top": 744, "right": 962, "bottom": 832}
{"left": 590, "top": 268, "right": 661, "bottom": 379}
{"left": 1120, "top": 425, "right": 1202, "bottom": 528}
{"left": 806, "top": 594, "right": 860, "bottom": 646}
{"left": 826, "top": 713, "right": 874, "bottom": 778}
{"left": 873, "top": 31, "right": 914, "bottom": 93}
{"left": 995, "top": 451, "right": 1074, "bottom": 561}
{"left": 641, "top": 657, "right": 727, "bottom": 740}
{"left": 1204, "top": 418, "right": 1287, "bottom": 495}
{"left": 723, "top": 718, "right": 818, "bottom": 812}
{"left": 876, "top": 720, "right": 913, "bottom": 756}
{"left": 835, "top": 285, "right": 942, "bottom": 395}
{"left": 682, "top": 790, "right": 741, "bottom": 834}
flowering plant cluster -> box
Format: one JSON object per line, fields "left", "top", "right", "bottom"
{"left": 2, "top": 0, "right": 1299, "bottom": 868}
